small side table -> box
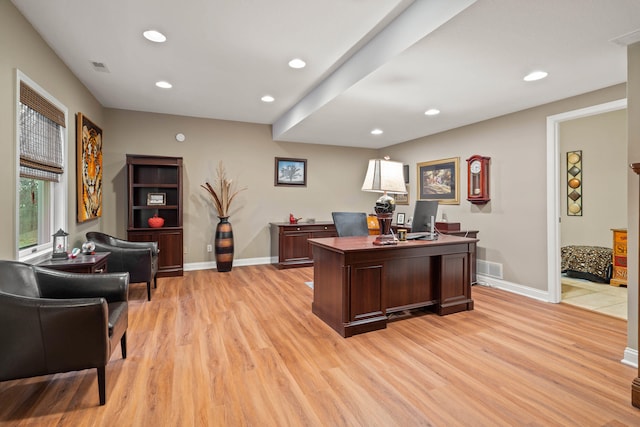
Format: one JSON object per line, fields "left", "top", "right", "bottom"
{"left": 38, "top": 252, "right": 110, "bottom": 274}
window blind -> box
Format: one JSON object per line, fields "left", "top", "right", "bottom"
{"left": 19, "top": 81, "right": 65, "bottom": 182}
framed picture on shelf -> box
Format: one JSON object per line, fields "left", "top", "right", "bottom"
{"left": 396, "top": 213, "right": 406, "bottom": 225}
{"left": 275, "top": 157, "right": 307, "bottom": 186}
{"left": 76, "top": 112, "right": 103, "bottom": 222}
{"left": 417, "top": 157, "right": 460, "bottom": 204}
{"left": 147, "top": 193, "right": 166, "bottom": 206}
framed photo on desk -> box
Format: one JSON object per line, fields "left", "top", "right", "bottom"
{"left": 396, "top": 213, "right": 405, "bottom": 225}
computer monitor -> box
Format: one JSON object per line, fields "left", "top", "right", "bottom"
{"left": 411, "top": 200, "right": 439, "bottom": 233}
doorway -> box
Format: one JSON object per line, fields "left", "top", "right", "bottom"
{"left": 546, "top": 98, "right": 627, "bottom": 307}
{"left": 556, "top": 109, "right": 628, "bottom": 319}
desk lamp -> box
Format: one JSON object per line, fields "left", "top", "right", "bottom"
{"left": 361, "top": 157, "right": 407, "bottom": 245}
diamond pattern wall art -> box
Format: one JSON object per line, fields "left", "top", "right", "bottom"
{"left": 567, "top": 150, "right": 582, "bottom": 216}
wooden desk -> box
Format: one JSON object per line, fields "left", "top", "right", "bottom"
{"left": 38, "top": 252, "right": 110, "bottom": 274}
{"left": 440, "top": 230, "right": 478, "bottom": 284}
{"left": 393, "top": 227, "right": 479, "bottom": 284}
{"left": 309, "top": 235, "right": 475, "bottom": 337}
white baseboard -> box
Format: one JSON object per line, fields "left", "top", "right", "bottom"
{"left": 623, "top": 347, "right": 639, "bottom": 368}
{"left": 476, "top": 274, "right": 550, "bottom": 302}
{"left": 184, "top": 256, "right": 272, "bottom": 272}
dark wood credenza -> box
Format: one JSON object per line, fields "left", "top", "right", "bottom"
{"left": 270, "top": 222, "right": 337, "bottom": 268}
{"left": 309, "top": 234, "right": 476, "bottom": 337}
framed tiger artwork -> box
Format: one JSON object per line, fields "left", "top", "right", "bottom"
{"left": 76, "top": 113, "right": 103, "bottom": 222}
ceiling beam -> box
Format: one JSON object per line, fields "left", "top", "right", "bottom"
{"left": 272, "top": 0, "right": 476, "bottom": 141}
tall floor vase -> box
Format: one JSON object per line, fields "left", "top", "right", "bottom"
{"left": 214, "top": 216, "right": 234, "bottom": 272}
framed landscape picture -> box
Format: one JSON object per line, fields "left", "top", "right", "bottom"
{"left": 275, "top": 157, "right": 307, "bottom": 186}
{"left": 392, "top": 185, "right": 409, "bottom": 205}
{"left": 417, "top": 157, "right": 459, "bottom": 204}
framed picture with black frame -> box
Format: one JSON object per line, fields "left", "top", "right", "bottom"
{"left": 275, "top": 157, "right": 307, "bottom": 186}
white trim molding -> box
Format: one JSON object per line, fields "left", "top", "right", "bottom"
{"left": 476, "top": 275, "right": 549, "bottom": 302}
{"left": 623, "top": 347, "right": 638, "bottom": 368}
{"left": 546, "top": 98, "right": 627, "bottom": 304}
{"left": 184, "top": 256, "right": 272, "bottom": 272}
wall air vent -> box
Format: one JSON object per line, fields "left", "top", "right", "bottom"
{"left": 477, "top": 260, "right": 504, "bottom": 279}
{"left": 90, "top": 61, "right": 110, "bottom": 73}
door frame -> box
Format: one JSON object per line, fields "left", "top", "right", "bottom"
{"left": 546, "top": 98, "right": 627, "bottom": 303}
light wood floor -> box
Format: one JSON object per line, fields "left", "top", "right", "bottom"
{"left": 1, "top": 265, "right": 638, "bottom": 426}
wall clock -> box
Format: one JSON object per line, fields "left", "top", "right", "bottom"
{"left": 466, "top": 155, "right": 491, "bottom": 204}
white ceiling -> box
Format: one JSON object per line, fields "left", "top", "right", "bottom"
{"left": 12, "top": 0, "right": 640, "bottom": 149}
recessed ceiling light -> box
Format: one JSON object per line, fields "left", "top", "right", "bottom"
{"left": 261, "top": 95, "right": 275, "bottom": 103}
{"left": 371, "top": 128, "right": 383, "bottom": 135}
{"left": 155, "top": 81, "right": 172, "bottom": 89}
{"left": 524, "top": 70, "right": 548, "bottom": 82}
{"left": 143, "top": 30, "right": 167, "bottom": 43}
{"left": 424, "top": 109, "right": 440, "bottom": 116}
{"left": 288, "top": 58, "right": 306, "bottom": 69}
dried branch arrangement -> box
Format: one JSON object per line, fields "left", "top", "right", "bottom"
{"left": 201, "top": 161, "right": 246, "bottom": 217}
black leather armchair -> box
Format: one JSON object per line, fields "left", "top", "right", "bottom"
{"left": 0, "top": 260, "right": 129, "bottom": 405}
{"left": 86, "top": 232, "right": 158, "bottom": 301}
{"left": 332, "top": 212, "right": 370, "bottom": 237}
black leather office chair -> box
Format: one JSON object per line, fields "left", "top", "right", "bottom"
{"left": 332, "top": 212, "right": 370, "bottom": 237}
{"left": 0, "top": 260, "right": 129, "bottom": 405}
{"left": 86, "top": 232, "right": 158, "bottom": 301}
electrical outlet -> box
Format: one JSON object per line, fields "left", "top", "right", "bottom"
{"left": 207, "top": 244, "right": 213, "bottom": 252}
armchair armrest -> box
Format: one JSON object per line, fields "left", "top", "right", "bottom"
{"left": 90, "top": 242, "right": 156, "bottom": 284}
{"left": 35, "top": 267, "right": 129, "bottom": 303}
{"left": 0, "top": 292, "right": 110, "bottom": 380}
{"left": 107, "top": 238, "right": 159, "bottom": 256}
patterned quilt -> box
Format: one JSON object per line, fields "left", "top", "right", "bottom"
{"left": 561, "top": 245, "right": 612, "bottom": 283}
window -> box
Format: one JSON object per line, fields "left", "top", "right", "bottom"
{"left": 16, "top": 71, "right": 67, "bottom": 261}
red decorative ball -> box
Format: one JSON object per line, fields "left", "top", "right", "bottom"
{"left": 148, "top": 215, "right": 165, "bottom": 228}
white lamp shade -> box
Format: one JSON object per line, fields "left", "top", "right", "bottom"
{"left": 361, "top": 159, "right": 407, "bottom": 194}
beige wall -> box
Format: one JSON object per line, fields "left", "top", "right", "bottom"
{"left": 384, "top": 84, "right": 627, "bottom": 292}
{"left": 559, "top": 109, "right": 627, "bottom": 248}
{"left": 0, "top": 1, "right": 103, "bottom": 259}
{"left": 102, "top": 109, "right": 378, "bottom": 263}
